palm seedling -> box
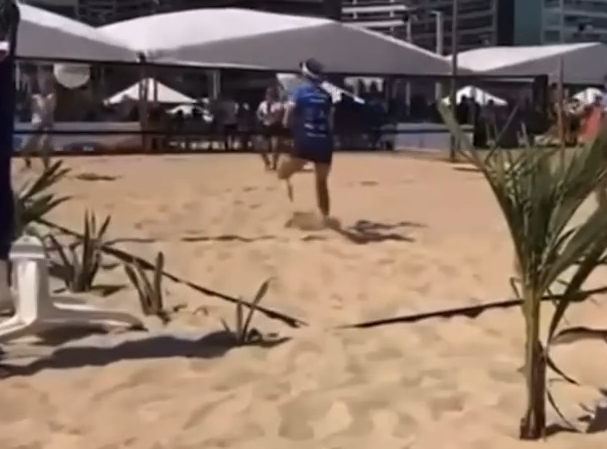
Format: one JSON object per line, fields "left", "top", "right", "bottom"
{"left": 219, "top": 278, "right": 271, "bottom": 345}
{"left": 123, "top": 252, "right": 171, "bottom": 324}
{"left": 14, "top": 160, "right": 71, "bottom": 238}
{"left": 47, "top": 211, "right": 110, "bottom": 293}
{"left": 439, "top": 102, "right": 607, "bottom": 439}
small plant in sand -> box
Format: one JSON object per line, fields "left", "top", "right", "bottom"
{"left": 47, "top": 211, "right": 110, "bottom": 293}
{"left": 123, "top": 252, "right": 171, "bottom": 324}
{"left": 220, "top": 279, "right": 270, "bottom": 345}
{"left": 439, "top": 102, "right": 607, "bottom": 440}
{"left": 14, "top": 160, "right": 71, "bottom": 237}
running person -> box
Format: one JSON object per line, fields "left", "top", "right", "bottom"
{"left": 279, "top": 58, "right": 334, "bottom": 222}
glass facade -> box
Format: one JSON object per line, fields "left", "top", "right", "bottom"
{"left": 341, "top": 0, "right": 515, "bottom": 53}
{"left": 514, "top": 0, "right": 607, "bottom": 45}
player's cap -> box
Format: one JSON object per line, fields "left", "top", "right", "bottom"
{"left": 299, "top": 58, "right": 324, "bottom": 79}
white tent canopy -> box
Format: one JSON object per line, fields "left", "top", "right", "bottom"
{"left": 105, "top": 78, "right": 196, "bottom": 104}
{"left": 16, "top": 4, "right": 134, "bottom": 62}
{"left": 100, "top": 8, "right": 454, "bottom": 76}
{"left": 442, "top": 86, "right": 507, "bottom": 106}
{"left": 454, "top": 42, "right": 607, "bottom": 85}
{"left": 573, "top": 87, "right": 603, "bottom": 104}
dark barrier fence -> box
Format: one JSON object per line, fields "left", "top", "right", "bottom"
{"left": 13, "top": 59, "right": 559, "bottom": 157}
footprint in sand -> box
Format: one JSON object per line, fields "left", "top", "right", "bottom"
{"left": 310, "top": 401, "right": 353, "bottom": 439}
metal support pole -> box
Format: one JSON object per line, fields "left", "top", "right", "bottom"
{"left": 405, "top": 19, "right": 413, "bottom": 114}
{"left": 435, "top": 12, "right": 444, "bottom": 100}
{"left": 448, "top": 0, "right": 458, "bottom": 161}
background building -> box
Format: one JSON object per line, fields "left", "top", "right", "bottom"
{"left": 341, "top": 0, "right": 515, "bottom": 53}
{"left": 517, "top": 0, "right": 607, "bottom": 45}
{"left": 27, "top": 0, "right": 329, "bottom": 25}
{"left": 342, "top": 0, "right": 607, "bottom": 53}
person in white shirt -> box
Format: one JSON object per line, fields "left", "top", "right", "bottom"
{"left": 219, "top": 94, "right": 238, "bottom": 150}
{"left": 21, "top": 69, "right": 56, "bottom": 168}
{"left": 256, "top": 85, "right": 285, "bottom": 170}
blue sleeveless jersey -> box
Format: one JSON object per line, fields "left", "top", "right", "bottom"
{"left": 291, "top": 81, "right": 333, "bottom": 148}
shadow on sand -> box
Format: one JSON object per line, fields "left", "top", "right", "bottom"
{"left": 0, "top": 331, "right": 290, "bottom": 378}
{"left": 545, "top": 400, "right": 607, "bottom": 437}
{"left": 453, "top": 165, "right": 482, "bottom": 174}
{"left": 73, "top": 173, "right": 120, "bottom": 182}
{"left": 285, "top": 214, "right": 422, "bottom": 244}
{"left": 333, "top": 219, "right": 422, "bottom": 244}
{"left": 181, "top": 234, "right": 278, "bottom": 243}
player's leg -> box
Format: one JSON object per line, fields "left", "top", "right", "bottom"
{"left": 313, "top": 162, "right": 331, "bottom": 218}
{"left": 258, "top": 126, "right": 272, "bottom": 170}
{"left": 270, "top": 135, "right": 280, "bottom": 170}
{"left": 277, "top": 154, "right": 306, "bottom": 202}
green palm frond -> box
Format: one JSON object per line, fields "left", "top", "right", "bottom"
{"left": 14, "top": 161, "right": 71, "bottom": 237}
{"left": 438, "top": 102, "right": 607, "bottom": 439}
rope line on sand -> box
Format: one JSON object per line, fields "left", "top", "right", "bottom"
{"left": 336, "top": 286, "right": 607, "bottom": 329}
{"left": 38, "top": 219, "right": 308, "bottom": 328}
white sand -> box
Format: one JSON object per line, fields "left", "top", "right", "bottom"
{"left": 1, "top": 154, "right": 607, "bottom": 449}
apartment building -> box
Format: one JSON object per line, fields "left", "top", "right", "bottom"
{"left": 341, "top": 0, "right": 515, "bottom": 53}
{"left": 540, "top": 0, "right": 607, "bottom": 43}
{"left": 28, "top": 0, "right": 327, "bottom": 25}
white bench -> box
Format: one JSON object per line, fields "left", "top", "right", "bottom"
{"left": 0, "top": 235, "right": 144, "bottom": 343}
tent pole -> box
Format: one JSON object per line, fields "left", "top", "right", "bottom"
{"left": 137, "top": 53, "right": 150, "bottom": 152}
{"left": 448, "top": 0, "right": 459, "bottom": 162}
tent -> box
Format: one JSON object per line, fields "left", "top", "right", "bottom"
{"left": 573, "top": 87, "right": 603, "bottom": 104}
{"left": 105, "top": 78, "right": 196, "bottom": 104}
{"left": 276, "top": 73, "right": 365, "bottom": 104}
{"left": 441, "top": 85, "right": 507, "bottom": 106}
{"left": 16, "top": 4, "right": 134, "bottom": 62}
{"left": 100, "top": 8, "right": 454, "bottom": 76}
{"left": 454, "top": 42, "right": 607, "bottom": 85}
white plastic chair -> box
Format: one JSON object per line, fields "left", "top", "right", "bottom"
{"left": 0, "top": 235, "right": 144, "bottom": 343}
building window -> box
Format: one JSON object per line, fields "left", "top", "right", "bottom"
{"left": 543, "top": 29, "right": 561, "bottom": 42}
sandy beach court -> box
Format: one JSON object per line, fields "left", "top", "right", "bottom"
{"left": 1, "top": 153, "right": 607, "bottom": 449}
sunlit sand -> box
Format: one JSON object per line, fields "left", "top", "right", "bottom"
{"left": 1, "top": 153, "right": 606, "bottom": 449}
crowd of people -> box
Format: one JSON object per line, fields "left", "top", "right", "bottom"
{"left": 161, "top": 81, "right": 389, "bottom": 154}
{"left": 13, "top": 65, "right": 607, "bottom": 158}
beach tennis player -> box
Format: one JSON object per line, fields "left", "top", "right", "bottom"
{"left": 279, "top": 58, "right": 334, "bottom": 222}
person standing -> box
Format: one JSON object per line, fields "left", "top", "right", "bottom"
{"left": 0, "top": 0, "right": 19, "bottom": 299}
{"left": 256, "top": 85, "right": 284, "bottom": 170}
{"left": 219, "top": 93, "right": 238, "bottom": 150}
{"left": 21, "top": 68, "right": 56, "bottom": 167}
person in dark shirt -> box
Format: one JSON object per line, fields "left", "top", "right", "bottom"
{"left": 279, "top": 58, "right": 334, "bottom": 223}
{"left": 0, "top": 0, "right": 18, "bottom": 265}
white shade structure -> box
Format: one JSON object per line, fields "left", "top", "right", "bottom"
{"left": 99, "top": 8, "right": 455, "bottom": 76}
{"left": 442, "top": 86, "right": 507, "bottom": 106}
{"left": 573, "top": 87, "right": 603, "bottom": 104}
{"left": 16, "top": 4, "right": 134, "bottom": 62}
{"left": 105, "top": 78, "right": 196, "bottom": 104}
{"left": 454, "top": 42, "right": 607, "bottom": 85}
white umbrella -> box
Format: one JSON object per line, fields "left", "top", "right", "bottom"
{"left": 573, "top": 87, "right": 603, "bottom": 104}
{"left": 104, "top": 78, "right": 196, "bottom": 104}
{"left": 442, "top": 85, "right": 507, "bottom": 106}
{"left": 168, "top": 104, "right": 202, "bottom": 115}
